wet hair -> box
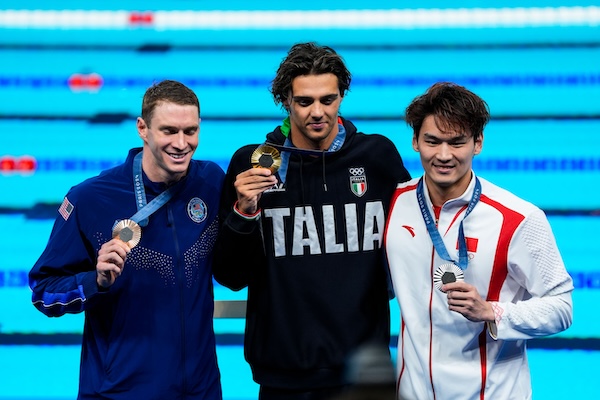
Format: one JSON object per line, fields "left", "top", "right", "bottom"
{"left": 270, "top": 42, "right": 351, "bottom": 109}
{"left": 141, "top": 80, "right": 199, "bottom": 127}
{"left": 405, "top": 82, "right": 490, "bottom": 141}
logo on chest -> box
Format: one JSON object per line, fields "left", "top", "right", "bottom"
{"left": 349, "top": 167, "right": 367, "bottom": 197}
{"left": 187, "top": 197, "right": 208, "bottom": 223}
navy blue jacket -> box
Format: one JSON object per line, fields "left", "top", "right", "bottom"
{"left": 29, "top": 148, "right": 224, "bottom": 399}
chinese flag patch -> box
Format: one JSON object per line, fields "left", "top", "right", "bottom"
{"left": 457, "top": 237, "right": 478, "bottom": 253}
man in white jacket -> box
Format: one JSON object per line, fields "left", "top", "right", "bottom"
{"left": 385, "top": 82, "right": 573, "bottom": 400}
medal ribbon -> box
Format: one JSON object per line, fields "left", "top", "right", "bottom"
{"left": 416, "top": 176, "right": 481, "bottom": 271}
{"left": 130, "top": 151, "right": 183, "bottom": 227}
{"left": 270, "top": 120, "right": 346, "bottom": 184}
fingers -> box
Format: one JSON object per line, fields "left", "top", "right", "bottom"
{"left": 96, "top": 238, "right": 131, "bottom": 288}
{"left": 234, "top": 168, "right": 278, "bottom": 214}
{"left": 235, "top": 168, "right": 278, "bottom": 195}
{"left": 444, "top": 283, "right": 491, "bottom": 322}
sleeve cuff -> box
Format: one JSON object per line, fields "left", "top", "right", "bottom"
{"left": 487, "top": 302, "right": 504, "bottom": 340}
{"left": 81, "top": 270, "right": 106, "bottom": 297}
{"left": 233, "top": 201, "right": 261, "bottom": 221}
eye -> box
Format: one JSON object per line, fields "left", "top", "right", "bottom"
{"left": 321, "top": 96, "right": 337, "bottom": 105}
{"left": 297, "top": 99, "right": 312, "bottom": 107}
{"left": 450, "top": 140, "right": 468, "bottom": 147}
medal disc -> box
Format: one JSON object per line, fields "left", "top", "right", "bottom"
{"left": 112, "top": 219, "right": 142, "bottom": 249}
{"left": 251, "top": 145, "right": 281, "bottom": 173}
{"left": 433, "top": 263, "right": 464, "bottom": 291}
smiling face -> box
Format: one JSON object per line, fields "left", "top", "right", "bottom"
{"left": 414, "top": 115, "right": 483, "bottom": 206}
{"left": 286, "top": 73, "right": 343, "bottom": 150}
{"left": 137, "top": 101, "right": 200, "bottom": 185}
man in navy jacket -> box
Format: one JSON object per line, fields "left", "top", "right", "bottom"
{"left": 29, "top": 80, "right": 224, "bottom": 399}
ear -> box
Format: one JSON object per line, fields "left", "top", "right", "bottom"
{"left": 412, "top": 134, "right": 419, "bottom": 152}
{"left": 474, "top": 133, "right": 484, "bottom": 155}
{"left": 137, "top": 117, "right": 147, "bottom": 140}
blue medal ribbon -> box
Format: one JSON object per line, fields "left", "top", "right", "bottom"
{"left": 270, "top": 122, "right": 346, "bottom": 184}
{"left": 129, "top": 151, "right": 183, "bottom": 227}
{"left": 416, "top": 176, "right": 481, "bottom": 271}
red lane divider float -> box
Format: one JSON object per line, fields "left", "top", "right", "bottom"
{"left": 68, "top": 73, "right": 104, "bottom": 92}
{"left": 0, "top": 156, "right": 37, "bottom": 174}
{"left": 129, "top": 11, "right": 154, "bottom": 25}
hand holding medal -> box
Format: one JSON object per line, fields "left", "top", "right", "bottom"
{"left": 251, "top": 145, "right": 281, "bottom": 173}
{"left": 112, "top": 219, "right": 142, "bottom": 249}
{"left": 433, "top": 263, "right": 465, "bottom": 291}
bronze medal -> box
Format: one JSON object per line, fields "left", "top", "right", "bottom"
{"left": 251, "top": 145, "right": 281, "bottom": 173}
{"left": 112, "top": 219, "right": 142, "bottom": 249}
{"left": 433, "top": 263, "right": 464, "bottom": 291}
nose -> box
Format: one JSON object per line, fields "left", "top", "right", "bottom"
{"left": 173, "top": 132, "right": 186, "bottom": 149}
{"left": 437, "top": 143, "right": 452, "bottom": 161}
{"left": 310, "top": 102, "right": 324, "bottom": 118}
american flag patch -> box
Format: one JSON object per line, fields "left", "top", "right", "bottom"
{"left": 58, "top": 197, "right": 74, "bottom": 221}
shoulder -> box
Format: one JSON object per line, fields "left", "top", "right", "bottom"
{"left": 226, "top": 144, "right": 261, "bottom": 174}
{"left": 348, "top": 131, "right": 400, "bottom": 156}
{"left": 190, "top": 159, "right": 225, "bottom": 178}
{"left": 354, "top": 130, "right": 397, "bottom": 146}
{"left": 231, "top": 144, "right": 260, "bottom": 159}
{"left": 478, "top": 177, "right": 541, "bottom": 216}
{"left": 393, "top": 177, "right": 420, "bottom": 199}
{"left": 69, "top": 165, "right": 123, "bottom": 200}
{"left": 348, "top": 131, "right": 410, "bottom": 182}
{"left": 350, "top": 131, "right": 402, "bottom": 163}
{"left": 186, "top": 160, "right": 225, "bottom": 195}
{"left": 396, "top": 177, "right": 420, "bottom": 190}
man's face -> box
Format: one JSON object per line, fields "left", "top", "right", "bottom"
{"left": 137, "top": 101, "right": 200, "bottom": 184}
{"left": 413, "top": 115, "right": 482, "bottom": 205}
{"left": 286, "top": 73, "right": 343, "bottom": 150}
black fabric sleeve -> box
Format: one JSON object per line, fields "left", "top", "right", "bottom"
{"left": 212, "top": 145, "right": 266, "bottom": 290}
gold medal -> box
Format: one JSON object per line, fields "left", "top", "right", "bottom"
{"left": 112, "top": 219, "right": 142, "bottom": 249}
{"left": 251, "top": 145, "right": 281, "bottom": 173}
{"left": 433, "top": 263, "right": 464, "bottom": 291}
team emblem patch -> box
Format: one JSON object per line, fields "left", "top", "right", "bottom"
{"left": 187, "top": 197, "right": 208, "bottom": 223}
{"left": 349, "top": 167, "right": 367, "bottom": 197}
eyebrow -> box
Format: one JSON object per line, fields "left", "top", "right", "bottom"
{"left": 423, "top": 132, "right": 469, "bottom": 141}
{"left": 292, "top": 94, "right": 339, "bottom": 101}
{"left": 158, "top": 124, "right": 199, "bottom": 131}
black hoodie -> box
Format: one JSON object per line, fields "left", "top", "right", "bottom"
{"left": 214, "top": 117, "right": 411, "bottom": 389}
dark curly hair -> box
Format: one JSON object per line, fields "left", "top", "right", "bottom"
{"left": 405, "top": 82, "right": 490, "bottom": 141}
{"left": 270, "top": 42, "right": 351, "bottom": 109}
{"left": 141, "top": 80, "right": 199, "bottom": 127}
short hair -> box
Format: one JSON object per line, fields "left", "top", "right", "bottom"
{"left": 141, "top": 80, "right": 199, "bottom": 127}
{"left": 270, "top": 42, "right": 351, "bottom": 108}
{"left": 405, "top": 82, "right": 490, "bottom": 141}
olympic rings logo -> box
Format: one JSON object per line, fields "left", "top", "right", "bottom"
{"left": 349, "top": 167, "right": 365, "bottom": 176}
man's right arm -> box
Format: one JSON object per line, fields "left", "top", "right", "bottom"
{"left": 29, "top": 195, "right": 108, "bottom": 317}
{"left": 212, "top": 147, "right": 272, "bottom": 290}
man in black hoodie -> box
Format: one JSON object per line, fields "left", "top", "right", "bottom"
{"left": 213, "top": 42, "right": 411, "bottom": 400}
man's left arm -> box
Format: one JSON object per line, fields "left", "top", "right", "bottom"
{"left": 488, "top": 208, "right": 574, "bottom": 340}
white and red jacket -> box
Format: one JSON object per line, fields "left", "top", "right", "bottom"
{"left": 385, "top": 173, "right": 573, "bottom": 400}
